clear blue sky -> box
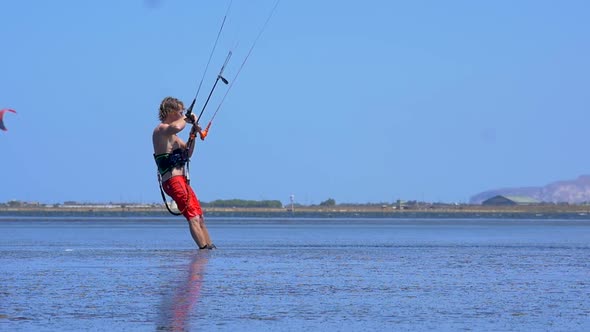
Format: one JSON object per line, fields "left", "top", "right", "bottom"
{"left": 1, "top": 1, "right": 588, "bottom": 205}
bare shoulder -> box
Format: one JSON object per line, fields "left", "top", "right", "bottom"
{"left": 155, "top": 121, "right": 184, "bottom": 137}
{"left": 153, "top": 123, "right": 174, "bottom": 140}
{"left": 153, "top": 122, "right": 169, "bottom": 134}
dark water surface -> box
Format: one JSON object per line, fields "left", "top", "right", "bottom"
{"left": 1, "top": 216, "right": 589, "bottom": 331}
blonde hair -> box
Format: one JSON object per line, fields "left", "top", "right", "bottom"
{"left": 158, "top": 97, "right": 184, "bottom": 121}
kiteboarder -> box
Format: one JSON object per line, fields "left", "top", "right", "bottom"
{"left": 152, "top": 97, "right": 215, "bottom": 249}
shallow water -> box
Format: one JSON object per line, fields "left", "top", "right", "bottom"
{"left": 1, "top": 217, "right": 589, "bottom": 331}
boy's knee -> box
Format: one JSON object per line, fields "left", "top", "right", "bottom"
{"left": 189, "top": 215, "right": 204, "bottom": 226}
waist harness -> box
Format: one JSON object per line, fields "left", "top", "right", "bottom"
{"left": 154, "top": 148, "right": 189, "bottom": 176}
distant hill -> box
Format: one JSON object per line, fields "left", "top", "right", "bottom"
{"left": 470, "top": 175, "right": 590, "bottom": 204}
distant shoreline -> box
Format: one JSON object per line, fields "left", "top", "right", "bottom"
{"left": 1, "top": 204, "right": 590, "bottom": 215}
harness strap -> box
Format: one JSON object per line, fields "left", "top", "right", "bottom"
{"left": 157, "top": 173, "right": 193, "bottom": 217}
{"left": 154, "top": 147, "right": 192, "bottom": 216}
{"left": 158, "top": 174, "right": 183, "bottom": 216}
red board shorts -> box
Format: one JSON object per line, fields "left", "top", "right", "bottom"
{"left": 162, "top": 175, "right": 203, "bottom": 220}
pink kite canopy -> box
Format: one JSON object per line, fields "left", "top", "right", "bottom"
{"left": 0, "top": 109, "right": 16, "bottom": 131}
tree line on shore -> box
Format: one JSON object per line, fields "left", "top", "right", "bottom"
{"left": 1, "top": 198, "right": 403, "bottom": 209}
{"left": 2, "top": 198, "right": 588, "bottom": 209}
{"left": 1, "top": 199, "right": 285, "bottom": 209}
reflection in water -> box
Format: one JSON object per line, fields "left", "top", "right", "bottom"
{"left": 158, "top": 252, "right": 209, "bottom": 331}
